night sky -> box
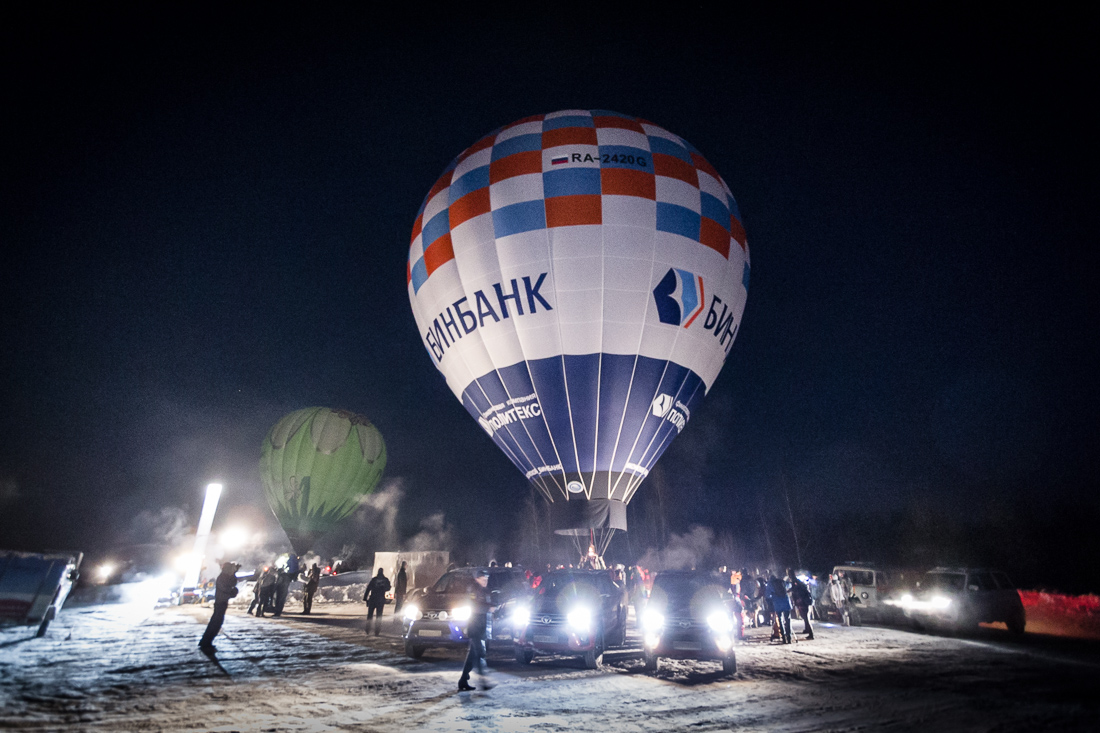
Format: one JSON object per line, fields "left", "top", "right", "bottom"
{"left": 3, "top": 10, "right": 1096, "bottom": 589}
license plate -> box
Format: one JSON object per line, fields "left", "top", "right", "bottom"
{"left": 673, "top": 641, "right": 702, "bottom": 651}
{"left": 417, "top": 629, "right": 443, "bottom": 637}
{"left": 533, "top": 634, "right": 557, "bottom": 643}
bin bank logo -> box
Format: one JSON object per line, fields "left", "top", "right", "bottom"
{"left": 653, "top": 268, "right": 704, "bottom": 328}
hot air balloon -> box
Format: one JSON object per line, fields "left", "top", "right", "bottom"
{"left": 407, "top": 110, "right": 749, "bottom": 554}
{"left": 259, "top": 407, "right": 386, "bottom": 554}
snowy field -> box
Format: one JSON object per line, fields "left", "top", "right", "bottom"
{"left": 2, "top": 600, "right": 1098, "bottom": 732}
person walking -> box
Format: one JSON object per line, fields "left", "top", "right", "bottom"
{"left": 788, "top": 568, "right": 814, "bottom": 640}
{"left": 199, "top": 562, "right": 240, "bottom": 653}
{"left": 394, "top": 561, "right": 408, "bottom": 614}
{"left": 457, "top": 569, "right": 494, "bottom": 692}
{"left": 364, "top": 568, "right": 390, "bottom": 635}
{"left": 302, "top": 563, "right": 320, "bottom": 615}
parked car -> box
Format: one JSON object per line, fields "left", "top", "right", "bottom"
{"left": 401, "top": 566, "right": 529, "bottom": 658}
{"left": 512, "top": 569, "right": 628, "bottom": 669}
{"left": 896, "top": 567, "right": 1026, "bottom": 634}
{"left": 639, "top": 570, "right": 737, "bottom": 674}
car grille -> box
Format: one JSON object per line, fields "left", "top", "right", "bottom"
{"left": 666, "top": 617, "right": 708, "bottom": 631}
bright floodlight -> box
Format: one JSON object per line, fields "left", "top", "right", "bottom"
{"left": 196, "top": 483, "right": 223, "bottom": 538}
{"left": 184, "top": 482, "right": 224, "bottom": 587}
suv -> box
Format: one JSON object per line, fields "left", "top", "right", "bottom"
{"left": 401, "top": 567, "right": 529, "bottom": 658}
{"left": 513, "top": 569, "right": 628, "bottom": 669}
{"left": 640, "top": 571, "right": 737, "bottom": 674}
{"left": 898, "top": 567, "right": 1025, "bottom": 634}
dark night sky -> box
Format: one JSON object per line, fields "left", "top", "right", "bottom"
{"left": 2, "top": 10, "right": 1096, "bottom": 585}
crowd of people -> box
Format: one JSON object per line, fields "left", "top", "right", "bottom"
{"left": 197, "top": 551, "right": 860, "bottom": 661}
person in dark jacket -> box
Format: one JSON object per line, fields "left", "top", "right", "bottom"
{"left": 257, "top": 566, "right": 276, "bottom": 616}
{"left": 273, "top": 567, "right": 291, "bottom": 617}
{"left": 199, "top": 562, "right": 240, "bottom": 652}
{"left": 457, "top": 569, "right": 494, "bottom": 691}
{"left": 364, "top": 568, "right": 390, "bottom": 635}
{"left": 787, "top": 568, "right": 814, "bottom": 640}
{"left": 394, "top": 562, "right": 408, "bottom": 614}
{"left": 302, "top": 564, "right": 320, "bottom": 615}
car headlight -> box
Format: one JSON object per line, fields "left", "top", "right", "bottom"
{"left": 930, "top": 596, "right": 952, "bottom": 609}
{"left": 513, "top": 606, "right": 530, "bottom": 627}
{"left": 402, "top": 604, "right": 422, "bottom": 621}
{"left": 707, "top": 611, "right": 734, "bottom": 634}
{"left": 641, "top": 608, "right": 665, "bottom": 633}
{"left": 900, "top": 593, "right": 914, "bottom": 606}
{"left": 567, "top": 607, "right": 591, "bottom": 632}
{"left": 452, "top": 605, "right": 472, "bottom": 622}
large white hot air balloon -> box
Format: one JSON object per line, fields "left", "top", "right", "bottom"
{"left": 407, "top": 110, "right": 749, "bottom": 553}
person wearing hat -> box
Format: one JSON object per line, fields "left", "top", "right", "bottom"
{"left": 457, "top": 569, "right": 494, "bottom": 692}
{"left": 199, "top": 561, "right": 240, "bottom": 653}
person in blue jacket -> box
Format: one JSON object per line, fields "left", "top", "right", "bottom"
{"left": 767, "top": 572, "right": 792, "bottom": 644}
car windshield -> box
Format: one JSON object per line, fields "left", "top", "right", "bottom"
{"left": 923, "top": 572, "right": 966, "bottom": 592}
{"left": 650, "top": 574, "right": 730, "bottom": 615}
{"left": 487, "top": 571, "right": 526, "bottom": 594}
{"left": 533, "top": 573, "right": 601, "bottom": 613}
{"left": 844, "top": 570, "right": 875, "bottom": 586}
{"left": 430, "top": 572, "right": 475, "bottom": 594}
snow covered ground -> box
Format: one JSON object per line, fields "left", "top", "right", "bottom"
{"left": 2, "top": 599, "right": 1098, "bottom": 732}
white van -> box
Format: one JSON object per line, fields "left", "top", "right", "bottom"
{"left": 830, "top": 563, "right": 894, "bottom": 623}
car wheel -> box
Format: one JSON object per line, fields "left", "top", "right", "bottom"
{"left": 404, "top": 640, "right": 424, "bottom": 659}
{"left": 583, "top": 632, "right": 604, "bottom": 670}
{"left": 514, "top": 647, "right": 533, "bottom": 664}
{"left": 643, "top": 651, "right": 658, "bottom": 671}
{"left": 722, "top": 653, "right": 736, "bottom": 675}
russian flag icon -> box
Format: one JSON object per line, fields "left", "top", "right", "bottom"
{"left": 551, "top": 156, "right": 569, "bottom": 165}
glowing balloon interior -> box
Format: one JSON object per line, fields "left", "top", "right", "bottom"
{"left": 407, "top": 110, "right": 748, "bottom": 552}
{"left": 259, "top": 407, "right": 386, "bottom": 554}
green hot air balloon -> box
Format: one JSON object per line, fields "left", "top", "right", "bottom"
{"left": 259, "top": 407, "right": 386, "bottom": 554}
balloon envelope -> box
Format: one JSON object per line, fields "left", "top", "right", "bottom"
{"left": 407, "top": 110, "right": 748, "bottom": 547}
{"left": 259, "top": 407, "right": 386, "bottom": 554}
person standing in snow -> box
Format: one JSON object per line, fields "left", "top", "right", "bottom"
{"left": 788, "top": 569, "right": 814, "bottom": 640}
{"left": 767, "top": 572, "right": 792, "bottom": 644}
{"left": 199, "top": 562, "right": 240, "bottom": 653}
{"left": 273, "top": 566, "right": 291, "bottom": 617}
{"left": 302, "top": 563, "right": 320, "bottom": 615}
{"left": 247, "top": 567, "right": 266, "bottom": 615}
{"left": 457, "top": 569, "right": 494, "bottom": 692}
{"left": 394, "top": 561, "right": 408, "bottom": 614}
{"left": 257, "top": 566, "right": 277, "bottom": 617}
{"left": 828, "top": 573, "right": 850, "bottom": 626}
{"left": 364, "top": 568, "right": 390, "bottom": 635}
